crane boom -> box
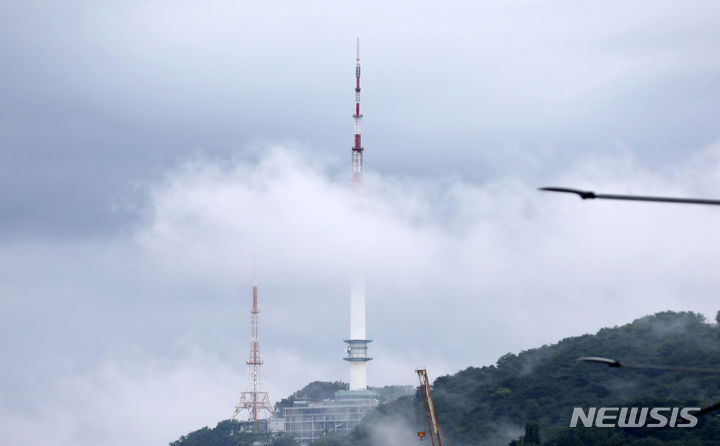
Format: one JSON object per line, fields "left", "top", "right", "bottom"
{"left": 416, "top": 368, "right": 443, "bottom": 446}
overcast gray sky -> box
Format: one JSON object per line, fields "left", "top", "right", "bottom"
{"left": 2, "top": 1, "right": 720, "bottom": 445}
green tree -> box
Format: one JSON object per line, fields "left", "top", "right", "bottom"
{"left": 523, "top": 421, "right": 540, "bottom": 445}
{"left": 275, "top": 381, "right": 348, "bottom": 412}
{"left": 270, "top": 436, "right": 299, "bottom": 446}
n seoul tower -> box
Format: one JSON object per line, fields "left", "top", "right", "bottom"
{"left": 344, "top": 38, "right": 372, "bottom": 391}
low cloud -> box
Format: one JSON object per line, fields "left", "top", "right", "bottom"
{"left": 3, "top": 143, "right": 720, "bottom": 445}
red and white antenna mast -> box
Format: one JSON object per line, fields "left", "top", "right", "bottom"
{"left": 232, "top": 281, "right": 273, "bottom": 428}
{"left": 352, "top": 37, "right": 364, "bottom": 190}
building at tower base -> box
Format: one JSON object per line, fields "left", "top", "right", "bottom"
{"left": 283, "top": 390, "right": 379, "bottom": 445}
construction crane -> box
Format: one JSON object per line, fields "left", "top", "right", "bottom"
{"left": 416, "top": 368, "right": 443, "bottom": 446}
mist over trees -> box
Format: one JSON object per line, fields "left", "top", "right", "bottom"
{"left": 350, "top": 311, "right": 720, "bottom": 446}
{"left": 171, "top": 311, "right": 720, "bottom": 446}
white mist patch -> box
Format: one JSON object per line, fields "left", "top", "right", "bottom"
{"left": 3, "top": 143, "right": 720, "bottom": 446}
{"left": 139, "top": 145, "right": 720, "bottom": 349}
{"left": 0, "top": 345, "right": 238, "bottom": 446}
{"left": 365, "top": 415, "right": 418, "bottom": 446}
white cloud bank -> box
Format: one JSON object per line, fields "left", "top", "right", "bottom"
{"left": 2, "top": 143, "right": 720, "bottom": 445}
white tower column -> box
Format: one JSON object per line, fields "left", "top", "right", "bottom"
{"left": 345, "top": 275, "right": 371, "bottom": 390}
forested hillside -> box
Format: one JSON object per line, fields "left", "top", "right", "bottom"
{"left": 350, "top": 311, "right": 720, "bottom": 446}
{"left": 171, "top": 311, "right": 720, "bottom": 446}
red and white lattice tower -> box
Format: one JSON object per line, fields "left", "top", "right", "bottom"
{"left": 232, "top": 282, "right": 273, "bottom": 424}
{"left": 344, "top": 38, "right": 372, "bottom": 391}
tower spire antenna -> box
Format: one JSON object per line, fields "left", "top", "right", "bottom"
{"left": 351, "top": 37, "right": 364, "bottom": 190}
{"left": 252, "top": 250, "right": 257, "bottom": 287}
